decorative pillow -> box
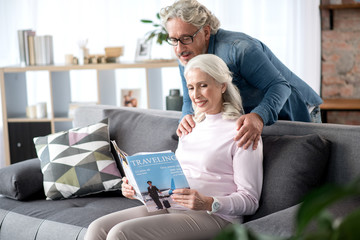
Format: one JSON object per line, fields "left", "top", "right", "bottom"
{"left": 245, "top": 134, "right": 331, "bottom": 221}
{"left": 33, "top": 119, "right": 122, "bottom": 200}
{"left": 0, "top": 158, "right": 45, "bottom": 200}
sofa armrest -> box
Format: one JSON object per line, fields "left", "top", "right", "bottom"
{"left": 243, "top": 204, "right": 299, "bottom": 238}
{"left": 0, "top": 158, "right": 45, "bottom": 200}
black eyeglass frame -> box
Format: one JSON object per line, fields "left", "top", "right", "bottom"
{"left": 166, "top": 26, "right": 204, "bottom": 46}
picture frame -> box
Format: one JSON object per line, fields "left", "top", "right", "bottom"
{"left": 135, "top": 38, "right": 152, "bottom": 62}
{"left": 121, "top": 88, "right": 141, "bottom": 108}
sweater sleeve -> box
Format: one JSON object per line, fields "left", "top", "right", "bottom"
{"left": 215, "top": 139, "right": 263, "bottom": 216}
{"left": 233, "top": 41, "right": 291, "bottom": 125}
{"left": 179, "top": 64, "right": 194, "bottom": 119}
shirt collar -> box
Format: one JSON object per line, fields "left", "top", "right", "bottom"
{"left": 208, "top": 34, "right": 216, "bottom": 54}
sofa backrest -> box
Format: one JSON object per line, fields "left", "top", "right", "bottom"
{"left": 73, "top": 105, "right": 360, "bottom": 184}
{"left": 263, "top": 120, "right": 360, "bottom": 185}
{"left": 103, "top": 108, "right": 180, "bottom": 155}
{"left": 74, "top": 106, "right": 360, "bottom": 185}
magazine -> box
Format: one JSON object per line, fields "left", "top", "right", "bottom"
{"left": 111, "top": 140, "right": 190, "bottom": 212}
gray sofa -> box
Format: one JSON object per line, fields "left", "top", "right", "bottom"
{"left": 0, "top": 105, "right": 360, "bottom": 240}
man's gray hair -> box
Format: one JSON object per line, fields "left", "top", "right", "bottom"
{"left": 160, "top": 0, "right": 220, "bottom": 34}
{"left": 184, "top": 54, "right": 244, "bottom": 122}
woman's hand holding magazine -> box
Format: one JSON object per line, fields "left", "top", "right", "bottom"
{"left": 121, "top": 177, "right": 136, "bottom": 200}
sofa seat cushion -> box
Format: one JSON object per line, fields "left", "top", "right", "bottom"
{"left": 246, "top": 134, "right": 331, "bottom": 221}
{"left": 0, "top": 193, "right": 142, "bottom": 229}
{"left": 33, "top": 119, "right": 122, "bottom": 200}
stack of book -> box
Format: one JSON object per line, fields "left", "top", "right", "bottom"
{"left": 18, "top": 29, "right": 54, "bottom": 66}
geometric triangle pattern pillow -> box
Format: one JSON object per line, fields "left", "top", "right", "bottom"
{"left": 33, "top": 119, "right": 122, "bottom": 200}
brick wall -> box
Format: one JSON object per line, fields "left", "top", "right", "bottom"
{"left": 320, "top": 1, "right": 360, "bottom": 124}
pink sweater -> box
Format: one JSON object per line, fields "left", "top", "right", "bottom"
{"left": 175, "top": 113, "right": 263, "bottom": 223}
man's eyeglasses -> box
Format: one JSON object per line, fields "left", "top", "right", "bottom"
{"left": 166, "top": 26, "right": 204, "bottom": 46}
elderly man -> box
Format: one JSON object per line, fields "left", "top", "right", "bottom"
{"left": 160, "top": 0, "right": 322, "bottom": 150}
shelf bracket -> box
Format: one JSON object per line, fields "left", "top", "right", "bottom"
{"left": 329, "top": 9, "right": 334, "bottom": 30}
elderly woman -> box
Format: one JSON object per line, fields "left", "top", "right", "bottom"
{"left": 84, "top": 54, "right": 263, "bottom": 240}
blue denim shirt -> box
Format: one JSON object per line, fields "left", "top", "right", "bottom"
{"left": 179, "top": 29, "right": 323, "bottom": 125}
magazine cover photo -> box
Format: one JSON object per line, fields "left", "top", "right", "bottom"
{"left": 132, "top": 153, "right": 190, "bottom": 212}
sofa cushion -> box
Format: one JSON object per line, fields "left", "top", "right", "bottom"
{"left": 246, "top": 134, "right": 331, "bottom": 221}
{"left": 33, "top": 119, "right": 122, "bottom": 200}
{"left": 0, "top": 193, "right": 142, "bottom": 233}
{"left": 103, "top": 108, "right": 179, "bottom": 155}
{"left": 0, "top": 158, "right": 45, "bottom": 200}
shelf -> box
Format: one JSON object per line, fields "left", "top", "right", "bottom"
{"left": 7, "top": 117, "right": 52, "bottom": 123}
{"left": 1, "top": 60, "right": 180, "bottom": 166}
{"left": 320, "top": 3, "right": 360, "bottom": 30}
{"left": 320, "top": 98, "right": 360, "bottom": 123}
{"left": 320, "top": 98, "right": 360, "bottom": 110}
{"left": 54, "top": 117, "right": 73, "bottom": 122}
{"left": 1, "top": 60, "right": 178, "bottom": 72}
{"left": 320, "top": 3, "right": 360, "bottom": 9}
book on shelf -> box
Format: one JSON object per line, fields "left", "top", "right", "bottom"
{"left": 28, "top": 35, "right": 36, "bottom": 66}
{"left": 111, "top": 140, "right": 190, "bottom": 212}
{"left": 17, "top": 29, "right": 31, "bottom": 65}
{"left": 17, "top": 29, "right": 54, "bottom": 66}
{"left": 34, "top": 35, "right": 54, "bottom": 65}
{"left": 44, "top": 35, "right": 54, "bottom": 65}
{"left": 18, "top": 29, "right": 36, "bottom": 66}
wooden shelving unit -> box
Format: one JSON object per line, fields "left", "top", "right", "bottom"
{"left": 320, "top": 3, "right": 360, "bottom": 29}
{"left": 0, "top": 60, "right": 178, "bottom": 166}
{"left": 320, "top": 99, "right": 360, "bottom": 122}
{"left": 320, "top": 3, "right": 360, "bottom": 9}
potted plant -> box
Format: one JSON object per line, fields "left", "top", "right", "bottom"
{"left": 140, "top": 13, "right": 168, "bottom": 45}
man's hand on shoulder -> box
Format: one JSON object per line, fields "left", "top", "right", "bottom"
{"left": 235, "top": 113, "right": 264, "bottom": 150}
{"left": 177, "top": 114, "right": 195, "bottom": 137}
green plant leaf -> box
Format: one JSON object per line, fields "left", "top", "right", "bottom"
{"left": 140, "top": 19, "right": 153, "bottom": 23}
{"left": 145, "top": 32, "right": 156, "bottom": 43}
{"left": 140, "top": 12, "right": 168, "bottom": 46}
{"left": 296, "top": 185, "right": 347, "bottom": 236}
{"left": 316, "top": 210, "right": 334, "bottom": 233}
{"left": 160, "top": 32, "right": 168, "bottom": 41}
{"left": 157, "top": 35, "right": 163, "bottom": 45}
{"left": 337, "top": 207, "right": 360, "bottom": 240}
{"left": 295, "top": 178, "right": 360, "bottom": 236}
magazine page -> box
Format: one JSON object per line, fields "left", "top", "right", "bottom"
{"left": 111, "top": 141, "right": 190, "bottom": 212}
{"left": 111, "top": 141, "right": 144, "bottom": 203}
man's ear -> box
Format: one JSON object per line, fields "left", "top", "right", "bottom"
{"left": 203, "top": 25, "right": 211, "bottom": 40}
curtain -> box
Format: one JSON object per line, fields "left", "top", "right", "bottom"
{"left": 0, "top": 0, "right": 321, "bottom": 167}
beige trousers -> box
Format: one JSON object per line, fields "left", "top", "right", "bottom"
{"left": 84, "top": 205, "right": 230, "bottom": 240}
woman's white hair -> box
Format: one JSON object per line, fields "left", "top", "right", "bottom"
{"left": 160, "top": 0, "right": 220, "bottom": 34}
{"left": 184, "top": 54, "right": 244, "bottom": 122}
